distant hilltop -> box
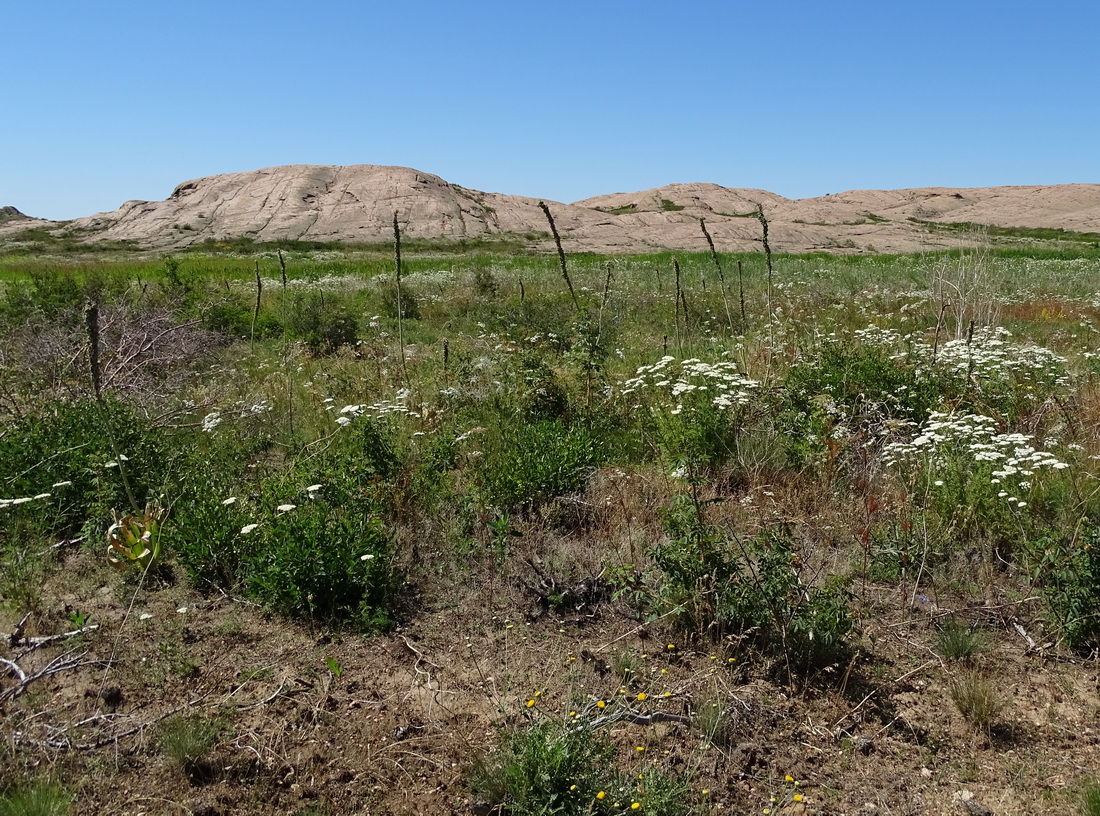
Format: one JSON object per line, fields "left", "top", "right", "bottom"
{"left": 5, "top": 164, "right": 1100, "bottom": 254}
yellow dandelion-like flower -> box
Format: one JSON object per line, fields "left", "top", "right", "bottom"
{"left": 534, "top": 691, "right": 541, "bottom": 697}
{"left": 793, "top": 793, "right": 804, "bottom": 803}
{"left": 569, "top": 710, "right": 577, "bottom": 717}
{"left": 597, "top": 700, "right": 606, "bottom": 709}
{"left": 667, "top": 643, "right": 676, "bottom": 650}
{"left": 596, "top": 791, "right": 606, "bottom": 800}
{"left": 702, "top": 789, "right": 710, "bottom": 795}
{"left": 526, "top": 699, "right": 535, "bottom": 708}
{"left": 636, "top": 745, "right": 645, "bottom": 752}
{"left": 785, "top": 775, "right": 794, "bottom": 783}
{"left": 637, "top": 692, "right": 647, "bottom": 701}
{"left": 570, "top": 785, "right": 577, "bottom": 791}
{"left": 631, "top": 804, "right": 641, "bottom": 810}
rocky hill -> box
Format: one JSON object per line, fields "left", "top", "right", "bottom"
{"left": 7, "top": 165, "right": 1100, "bottom": 254}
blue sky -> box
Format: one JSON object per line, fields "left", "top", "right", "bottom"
{"left": 3, "top": 1, "right": 1098, "bottom": 221}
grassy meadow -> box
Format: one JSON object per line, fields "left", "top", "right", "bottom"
{"left": 3, "top": 239, "right": 1100, "bottom": 815}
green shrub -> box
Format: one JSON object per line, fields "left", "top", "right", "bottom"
{"left": 201, "top": 300, "right": 282, "bottom": 339}
{"left": 379, "top": 283, "right": 420, "bottom": 320}
{"left": 478, "top": 420, "right": 599, "bottom": 511}
{"left": 1024, "top": 523, "right": 1100, "bottom": 652}
{"left": 469, "top": 722, "right": 695, "bottom": 816}
{"left": 245, "top": 483, "right": 395, "bottom": 630}
{"left": 649, "top": 498, "right": 854, "bottom": 672}
{"left": 782, "top": 335, "right": 942, "bottom": 467}
{"left": 622, "top": 356, "right": 760, "bottom": 473}
{"left": 286, "top": 292, "right": 359, "bottom": 354}
{"left": 0, "top": 399, "right": 171, "bottom": 538}
{"left": 936, "top": 619, "right": 987, "bottom": 661}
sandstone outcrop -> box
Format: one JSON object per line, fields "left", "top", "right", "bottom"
{"left": 10, "top": 165, "right": 1099, "bottom": 255}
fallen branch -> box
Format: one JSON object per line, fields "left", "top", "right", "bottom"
{"left": 1, "top": 648, "right": 92, "bottom": 702}
{"left": 12, "top": 624, "right": 99, "bottom": 658}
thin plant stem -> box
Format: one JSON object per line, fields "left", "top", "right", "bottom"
{"left": 84, "top": 301, "right": 139, "bottom": 512}
{"left": 700, "top": 217, "right": 734, "bottom": 332}
{"left": 538, "top": 201, "right": 580, "bottom": 313}
{"left": 673, "top": 257, "right": 684, "bottom": 356}
{"left": 393, "top": 212, "right": 409, "bottom": 383}
{"left": 251, "top": 260, "right": 261, "bottom": 354}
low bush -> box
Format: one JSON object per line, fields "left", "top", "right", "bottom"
{"left": 647, "top": 497, "right": 855, "bottom": 673}
{"left": 477, "top": 419, "right": 599, "bottom": 512}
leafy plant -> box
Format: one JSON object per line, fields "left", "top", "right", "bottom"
{"left": 286, "top": 291, "right": 359, "bottom": 354}
{"left": 246, "top": 492, "right": 394, "bottom": 630}
{"left": 1024, "top": 523, "right": 1100, "bottom": 652}
{"left": 649, "top": 498, "right": 854, "bottom": 674}
{"left": 106, "top": 502, "right": 165, "bottom": 572}
{"left": 478, "top": 420, "right": 599, "bottom": 512}
{"left": 469, "top": 721, "right": 695, "bottom": 816}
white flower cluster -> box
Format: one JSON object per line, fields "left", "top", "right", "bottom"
{"left": 935, "top": 326, "right": 1069, "bottom": 389}
{"left": 622, "top": 356, "right": 760, "bottom": 414}
{"left": 335, "top": 388, "right": 420, "bottom": 426}
{"left": 883, "top": 411, "right": 1069, "bottom": 507}
{"left": 0, "top": 491, "right": 53, "bottom": 510}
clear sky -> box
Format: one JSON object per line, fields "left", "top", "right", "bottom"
{"left": 3, "top": 1, "right": 1098, "bottom": 221}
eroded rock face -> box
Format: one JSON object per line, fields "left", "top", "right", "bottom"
{"left": 50, "top": 164, "right": 1100, "bottom": 254}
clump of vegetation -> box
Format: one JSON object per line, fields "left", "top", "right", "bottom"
{"left": 950, "top": 670, "right": 1004, "bottom": 732}
{"left": 0, "top": 782, "right": 71, "bottom": 816}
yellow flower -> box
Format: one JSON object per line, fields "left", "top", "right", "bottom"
{"left": 569, "top": 711, "right": 577, "bottom": 717}
{"left": 637, "top": 692, "right": 647, "bottom": 701}
{"left": 636, "top": 745, "right": 645, "bottom": 752}
{"left": 785, "top": 775, "right": 795, "bottom": 783}
{"left": 597, "top": 700, "right": 606, "bottom": 709}
{"left": 702, "top": 789, "right": 710, "bottom": 795}
{"left": 631, "top": 804, "right": 641, "bottom": 810}
{"left": 596, "top": 791, "right": 606, "bottom": 800}
{"left": 526, "top": 699, "right": 535, "bottom": 708}
{"left": 570, "top": 785, "right": 577, "bottom": 791}
{"left": 793, "top": 793, "right": 804, "bottom": 803}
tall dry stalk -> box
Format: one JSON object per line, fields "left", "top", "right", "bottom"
{"left": 737, "top": 260, "right": 746, "bottom": 325}
{"left": 700, "top": 217, "right": 734, "bottom": 332}
{"left": 84, "top": 301, "right": 138, "bottom": 511}
{"left": 250, "top": 260, "right": 261, "bottom": 354}
{"left": 393, "top": 212, "right": 408, "bottom": 382}
{"left": 673, "top": 257, "right": 684, "bottom": 355}
{"left": 756, "top": 204, "right": 773, "bottom": 320}
{"left": 538, "top": 201, "right": 581, "bottom": 313}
